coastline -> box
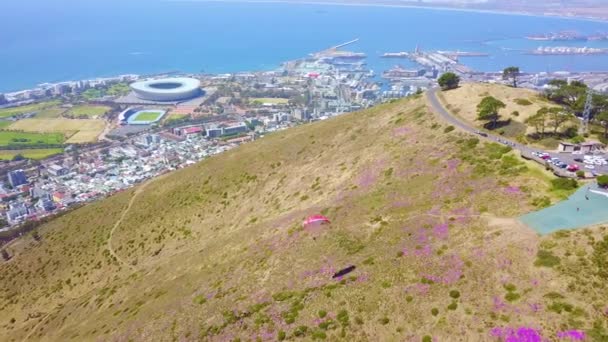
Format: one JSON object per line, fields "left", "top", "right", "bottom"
{"left": 165, "top": 0, "right": 608, "bottom": 23}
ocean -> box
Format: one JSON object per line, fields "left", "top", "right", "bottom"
{"left": 2, "top": 0, "right": 608, "bottom": 92}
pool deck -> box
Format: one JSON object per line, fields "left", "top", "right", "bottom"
{"left": 520, "top": 184, "right": 608, "bottom": 235}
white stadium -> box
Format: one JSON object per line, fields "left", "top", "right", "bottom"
{"left": 130, "top": 77, "right": 202, "bottom": 102}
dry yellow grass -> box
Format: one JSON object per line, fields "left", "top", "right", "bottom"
{"left": 439, "top": 83, "right": 558, "bottom": 134}
{"left": 0, "top": 95, "right": 606, "bottom": 341}
{"left": 7, "top": 118, "right": 106, "bottom": 143}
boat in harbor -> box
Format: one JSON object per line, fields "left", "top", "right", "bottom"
{"left": 528, "top": 46, "right": 608, "bottom": 55}
{"left": 525, "top": 31, "right": 589, "bottom": 41}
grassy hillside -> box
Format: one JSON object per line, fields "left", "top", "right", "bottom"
{"left": 1, "top": 95, "right": 607, "bottom": 341}
{"left": 438, "top": 83, "right": 562, "bottom": 144}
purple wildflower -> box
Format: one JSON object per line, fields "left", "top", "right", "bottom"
{"left": 557, "top": 330, "right": 586, "bottom": 341}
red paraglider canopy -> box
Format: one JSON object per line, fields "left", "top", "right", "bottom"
{"left": 302, "top": 215, "right": 331, "bottom": 227}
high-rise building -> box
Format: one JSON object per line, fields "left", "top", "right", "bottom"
{"left": 8, "top": 170, "right": 28, "bottom": 188}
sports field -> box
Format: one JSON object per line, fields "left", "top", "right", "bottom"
{"left": 0, "top": 131, "right": 64, "bottom": 146}
{"left": 0, "top": 100, "right": 61, "bottom": 118}
{"left": 0, "top": 148, "right": 64, "bottom": 160}
{"left": 251, "top": 97, "right": 289, "bottom": 105}
{"left": 8, "top": 118, "right": 105, "bottom": 143}
{"left": 67, "top": 105, "right": 111, "bottom": 118}
{"left": 0, "top": 121, "right": 13, "bottom": 129}
{"left": 132, "top": 111, "right": 164, "bottom": 122}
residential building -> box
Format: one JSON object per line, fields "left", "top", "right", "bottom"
{"left": 47, "top": 164, "right": 69, "bottom": 177}
{"left": 8, "top": 170, "right": 27, "bottom": 188}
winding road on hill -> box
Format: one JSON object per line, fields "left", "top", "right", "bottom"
{"left": 426, "top": 87, "right": 534, "bottom": 154}
{"left": 425, "top": 87, "right": 597, "bottom": 175}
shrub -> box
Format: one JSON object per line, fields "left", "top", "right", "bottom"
{"left": 531, "top": 196, "right": 551, "bottom": 208}
{"left": 379, "top": 317, "right": 390, "bottom": 325}
{"left": 505, "top": 292, "right": 521, "bottom": 302}
{"left": 503, "top": 283, "right": 517, "bottom": 292}
{"left": 551, "top": 178, "right": 578, "bottom": 191}
{"left": 598, "top": 175, "right": 608, "bottom": 188}
{"left": 318, "top": 310, "right": 327, "bottom": 318}
{"left": 422, "top": 336, "right": 433, "bottom": 342}
{"left": 337, "top": 310, "right": 349, "bottom": 327}
{"left": 576, "top": 170, "right": 585, "bottom": 178}
{"left": 431, "top": 308, "right": 439, "bottom": 316}
{"left": 543, "top": 292, "right": 565, "bottom": 300}
{"left": 511, "top": 111, "right": 520, "bottom": 116}
{"left": 535, "top": 249, "right": 561, "bottom": 267}
{"left": 406, "top": 295, "right": 413, "bottom": 303}
{"left": 447, "top": 302, "right": 458, "bottom": 310}
{"left": 312, "top": 330, "right": 327, "bottom": 340}
{"left": 514, "top": 98, "right": 533, "bottom": 106}
{"left": 571, "top": 135, "right": 585, "bottom": 144}
{"left": 193, "top": 294, "right": 206, "bottom": 305}
{"left": 318, "top": 320, "right": 336, "bottom": 330}
{"left": 278, "top": 331, "right": 286, "bottom": 341}
{"left": 294, "top": 326, "right": 309, "bottom": 337}
{"left": 444, "top": 125, "right": 455, "bottom": 133}
{"left": 449, "top": 290, "right": 460, "bottom": 299}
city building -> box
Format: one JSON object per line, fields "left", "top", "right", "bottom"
{"left": 6, "top": 202, "right": 28, "bottom": 224}
{"left": 558, "top": 141, "right": 605, "bottom": 153}
{"left": 8, "top": 170, "right": 27, "bottom": 188}
{"left": 222, "top": 123, "right": 248, "bottom": 136}
{"left": 47, "top": 164, "right": 69, "bottom": 177}
{"left": 206, "top": 126, "right": 223, "bottom": 138}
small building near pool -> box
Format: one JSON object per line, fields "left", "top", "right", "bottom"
{"left": 558, "top": 141, "right": 604, "bottom": 154}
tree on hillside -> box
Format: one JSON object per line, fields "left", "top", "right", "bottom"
{"left": 546, "top": 107, "right": 574, "bottom": 134}
{"left": 477, "top": 96, "right": 506, "bottom": 129}
{"left": 1, "top": 249, "right": 10, "bottom": 261}
{"left": 437, "top": 72, "right": 460, "bottom": 90}
{"left": 546, "top": 79, "right": 588, "bottom": 112}
{"left": 525, "top": 108, "right": 549, "bottom": 136}
{"left": 595, "top": 111, "right": 608, "bottom": 138}
{"left": 503, "top": 66, "right": 520, "bottom": 88}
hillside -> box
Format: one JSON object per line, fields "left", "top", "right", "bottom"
{"left": 1, "top": 95, "right": 607, "bottom": 341}
{"left": 437, "top": 83, "right": 571, "bottom": 149}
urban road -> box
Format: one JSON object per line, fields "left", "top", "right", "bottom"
{"left": 425, "top": 87, "right": 608, "bottom": 175}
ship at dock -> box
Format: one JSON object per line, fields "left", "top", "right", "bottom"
{"left": 528, "top": 46, "right": 608, "bottom": 56}
{"left": 525, "top": 31, "right": 606, "bottom": 42}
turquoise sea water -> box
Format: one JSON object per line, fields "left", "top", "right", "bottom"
{"left": 520, "top": 185, "right": 608, "bottom": 234}
{"left": 2, "top": 0, "right": 608, "bottom": 92}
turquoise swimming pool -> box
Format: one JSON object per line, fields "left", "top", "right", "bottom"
{"left": 520, "top": 184, "right": 608, "bottom": 235}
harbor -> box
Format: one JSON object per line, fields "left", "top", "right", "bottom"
{"left": 381, "top": 48, "right": 478, "bottom": 74}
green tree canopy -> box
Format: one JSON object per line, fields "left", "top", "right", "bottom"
{"left": 545, "top": 79, "right": 588, "bottom": 112}
{"left": 525, "top": 108, "right": 549, "bottom": 136}
{"left": 545, "top": 107, "right": 574, "bottom": 134}
{"left": 503, "top": 66, "right": 520, "bottom": 88}
{"left": 477, "top": 96, "right": 506, "bottom": 129}
{"left": 597, "top": 174, "right": 608, "bottom": 188}
{"left": 595, "top": 111, "right": 608, "bottom": 137}
{"left": 438, "top": 72, "right": 460, "bottom": 90}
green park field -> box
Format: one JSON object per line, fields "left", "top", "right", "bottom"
{"left": 67, "top": 105, "right": 111, "bottom": 118}
{"left": 0, "top": 148, "right": 64, "bottom": 161}
{"left": 0, "top": 121, "right": 13, "bottom": 129}
{"left": 8, "top": 118, "right": 105, "bottom": 144}
{"left": 0, "top": 131, "right": 64, "bottom": 147}
{"left": 0, "top": 100, "right": 61, "bottom": 118}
